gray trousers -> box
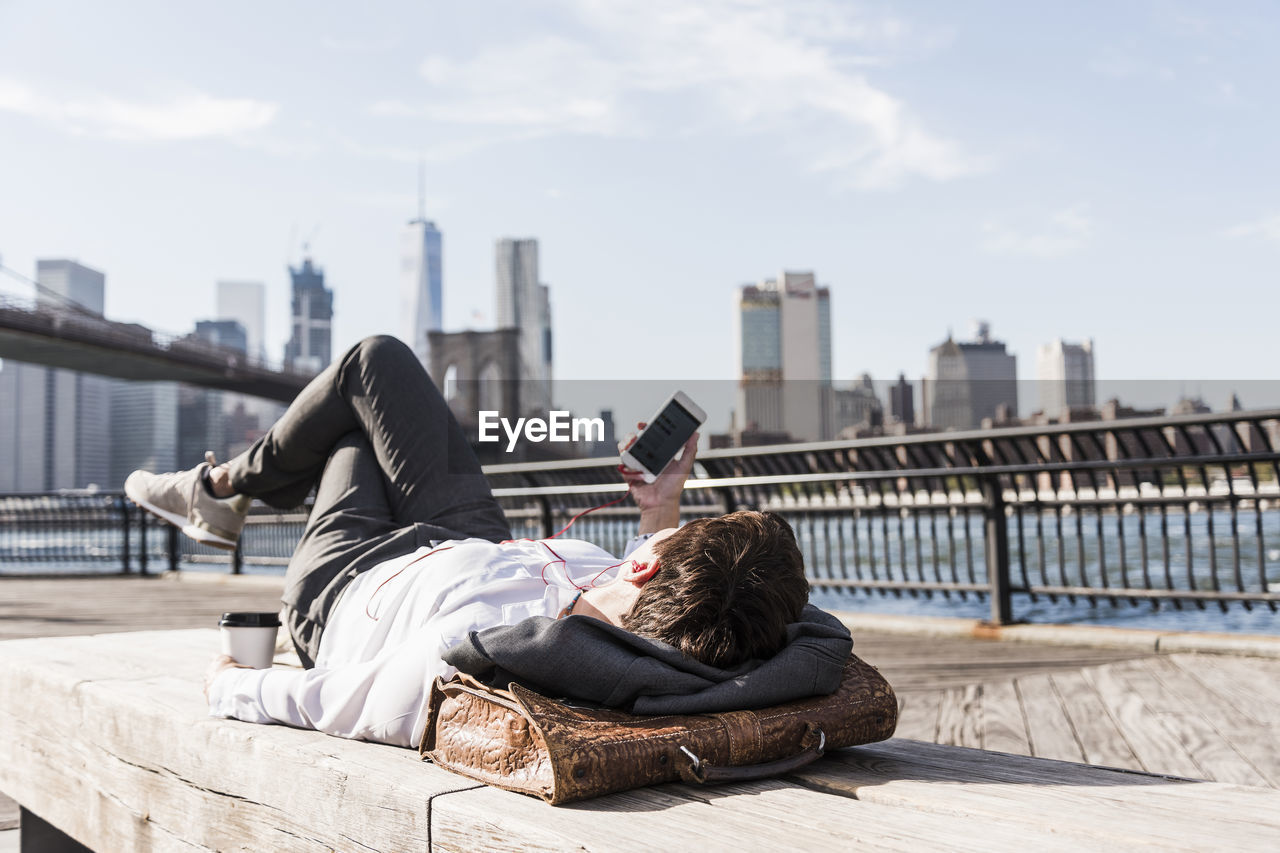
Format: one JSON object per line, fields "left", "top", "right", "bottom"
{"left": 226, "top": 335, "right": 511, "bottom": 666}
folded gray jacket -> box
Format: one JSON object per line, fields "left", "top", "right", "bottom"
{"left": 443, "top": 603, "right": 853, "bottom": 715}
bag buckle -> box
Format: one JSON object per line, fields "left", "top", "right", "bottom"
{"left": 678, "top": 726, "right": 827, "bottom": 785}
{"left": 678, "top": 745, "right": 703, "bottom": 777}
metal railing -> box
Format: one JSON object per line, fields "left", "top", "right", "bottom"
{"left": 485, "top": 408, "right": 1280, "bottom": 623}
{"left": 3, "top": 408, "right": 1278, "bottom": 625}
{"left": 0, "top": 493, "right": 307, "bottom": 575}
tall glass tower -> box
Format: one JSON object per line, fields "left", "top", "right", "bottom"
{"left": 735, "top": 272, "right": 832, "bottom": 441}
{"left": 400, "top": 217, "right": 443, "bottom": 367}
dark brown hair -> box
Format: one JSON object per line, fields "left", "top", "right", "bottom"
{"left": 621, "top": 511, "right": 810, "bottom": 669}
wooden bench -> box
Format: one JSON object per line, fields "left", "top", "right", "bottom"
{"left": 1, "top": 630, "right": 1277, "bottom": 852}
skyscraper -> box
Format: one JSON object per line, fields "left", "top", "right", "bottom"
{"left": 176, "top": 320, "right": 248, "bottom": 466}
{"left": 284, "top": 258, "right": 333, "bottom": 374}
{"left": 735, "top": 272, "right": 833, "bottom": 442}
{"left": 214, "top": 279, "right": 279, "bottom": 440}
{"left": 0, "top": 361, "right": 50, "bottom": 491}
{"left": 924, "top": 322, "right": 1018, "bottom": 430}
{"left": 0, "top": 260, "right": 111, "bottom": 490}
{"left": 494, "top": 238, "right": 552, "bottom": 413}
{"left": 889, "top": 373, "right": 915, "bottom": 425}
{"left": 1037, "top": 338, "right": 1096, "bottom": 419}
{"left": 109, "top": 382, "right": 178, "bottom": 488}
{"left": 400, "top": 215, "right": 443, "bottom": 367}
{"left": 35, "top": 259, "right": 105, "bottom": 314}
{"left": 216, "top": 281, "right": 266, "bottom": 364}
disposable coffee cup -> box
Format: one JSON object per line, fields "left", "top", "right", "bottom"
{"left": 219, "top": 612, "right": 281, "bottom": 670}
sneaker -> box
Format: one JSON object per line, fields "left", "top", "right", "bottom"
{"left": 124, "top": 451, "right": 251, "bottom": 550}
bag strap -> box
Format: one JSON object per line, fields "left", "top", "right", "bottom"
{"left": 676, "top": 723, "right": 826, "bottom": 785}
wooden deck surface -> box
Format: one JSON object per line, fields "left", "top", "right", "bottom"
{"left": 1, "top": 570, "right": 1277, "bottom": 842}
{"left": 0, "top": 572, "right": 287, "bottom": 641}
{"left": 894, "top": 655, "right": 1280, "bottom": 788}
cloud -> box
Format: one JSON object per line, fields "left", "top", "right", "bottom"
{"left": 1224, "top": 214, "right": 1280, "bottom": 244}
{"left": 982, "top": 205, "right": 1094, "bottom": 258}
{"left": 380, "top": 0, "right": 978, "bottom": 190}
{"left": 0, "top": 78, "right": 277, "bottom": 141}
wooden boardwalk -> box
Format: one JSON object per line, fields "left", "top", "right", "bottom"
{"left": 0, "top": 572, "right": 285, "bottom": 641}
{"left": 894, "top": 654, "right": 1280, "bottom": 788}
{"left": 1, "top": 570, "right": 1277, "bottom": 841}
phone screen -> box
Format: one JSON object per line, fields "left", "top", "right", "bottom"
{"left": 629, "top": 398, "right": 702, "bottom": 476}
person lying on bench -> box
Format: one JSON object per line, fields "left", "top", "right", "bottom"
{"left": 125, "top": 336, "right": 853, "bottom": 748}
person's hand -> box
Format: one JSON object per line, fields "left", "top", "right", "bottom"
{"left": 203, "top": 653, "right": 250, "bottom": 701}
{"left": 619, "top": 423, "right": 699, "bottom": 528}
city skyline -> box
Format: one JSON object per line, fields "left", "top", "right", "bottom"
{"left": 0, "top": 252, "right": 1272, "bottom": 486}
{"left": 2, "top": 250, "right": 1273, "bottom": 424}
{"left": 0, "top": 2, "right": 1276, "bottom": 397}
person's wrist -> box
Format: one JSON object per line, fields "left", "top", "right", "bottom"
{"left": 639, "top": 503, "right": 680, "bottom": 533}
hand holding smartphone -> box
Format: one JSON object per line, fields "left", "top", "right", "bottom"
{"left": 619, "top": 391, "right": 707, "bottom": 483}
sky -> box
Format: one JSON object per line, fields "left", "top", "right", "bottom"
{"left": 1, "top": 0, "right": 1277, "bottom": 430}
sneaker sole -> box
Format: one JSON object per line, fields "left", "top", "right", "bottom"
{"left": 123, "top": 491, "right": 239, "bottom": 552}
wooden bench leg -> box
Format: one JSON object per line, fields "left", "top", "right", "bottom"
{"left": 19, "top": 807, "right": 93, "bottom": 853}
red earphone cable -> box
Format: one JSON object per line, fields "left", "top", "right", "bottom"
{"left": 370, "top": 491, "right": 640, "bottom": 618}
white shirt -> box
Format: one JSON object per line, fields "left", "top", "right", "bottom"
{"left": 208, "top": 535, "right": 649, "bottom": 748}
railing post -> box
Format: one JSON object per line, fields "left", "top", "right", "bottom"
{"left": 138, "top": 510, "right": 148, "bottom": 576}
{"left": 982, "top": 476, "right": 1013, "bottom": 625}
{"left": 120, "top": 498, "right": 132, "bottom": 574}
{"left": 539, "top": 497, "right": 554, "bottom": 539}
{"left": 167, "top": 525, "right": 179, "bottom": 573}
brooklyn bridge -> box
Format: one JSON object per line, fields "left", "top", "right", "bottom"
{"left": 0, "top": 293, "right": 308, "bottom": 403}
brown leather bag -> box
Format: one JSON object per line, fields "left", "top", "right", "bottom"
{"left": 419, "top": 654, "right": 897, "bottom": 804}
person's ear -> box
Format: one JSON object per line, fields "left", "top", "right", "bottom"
{"left": 623, "top": 560, "right": 660, "bottom": 586}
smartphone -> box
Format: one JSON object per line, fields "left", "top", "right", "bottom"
{"left": 619, "top": 391, "right": 707, "bottom": 483}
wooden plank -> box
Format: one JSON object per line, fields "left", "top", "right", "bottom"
{"left": 436, "top": 774, "right": 1107, "bottom": 853}
{"left": 1144, "top": 656, "right": 1280, "bottom": 787}
{"left": 1015, "top": 673, "right": 1084, "bottom": 763}
{"left": 1082, "top": 663, "right": 1204, "bottom": 780}
{"left": 799, "top": 740, "right": 1280, "bottom": 853}
{"left": 1104, "top": 659, "right": 1270, "bottom": 787}
{"left": 1049, "top": 670, "right": 1138, "bottom": 769}
{"left": 979, "top": 680, "right": 1030, "bottom": 755}
{"left": 936, "top": 684, "right": 982, "bottom": 749}
{"left": 1177, "top": 655, "right": 1280, "bottom": 727}
{"left": 892, "top": 690, "right": 941, "bottom": 742}
{"left": 852, "top": 630, "right": 1151, "bottom": 691}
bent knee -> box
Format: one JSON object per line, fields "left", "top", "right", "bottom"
{"left": 350, "top": 334, "right": 415, "bottom": 367}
